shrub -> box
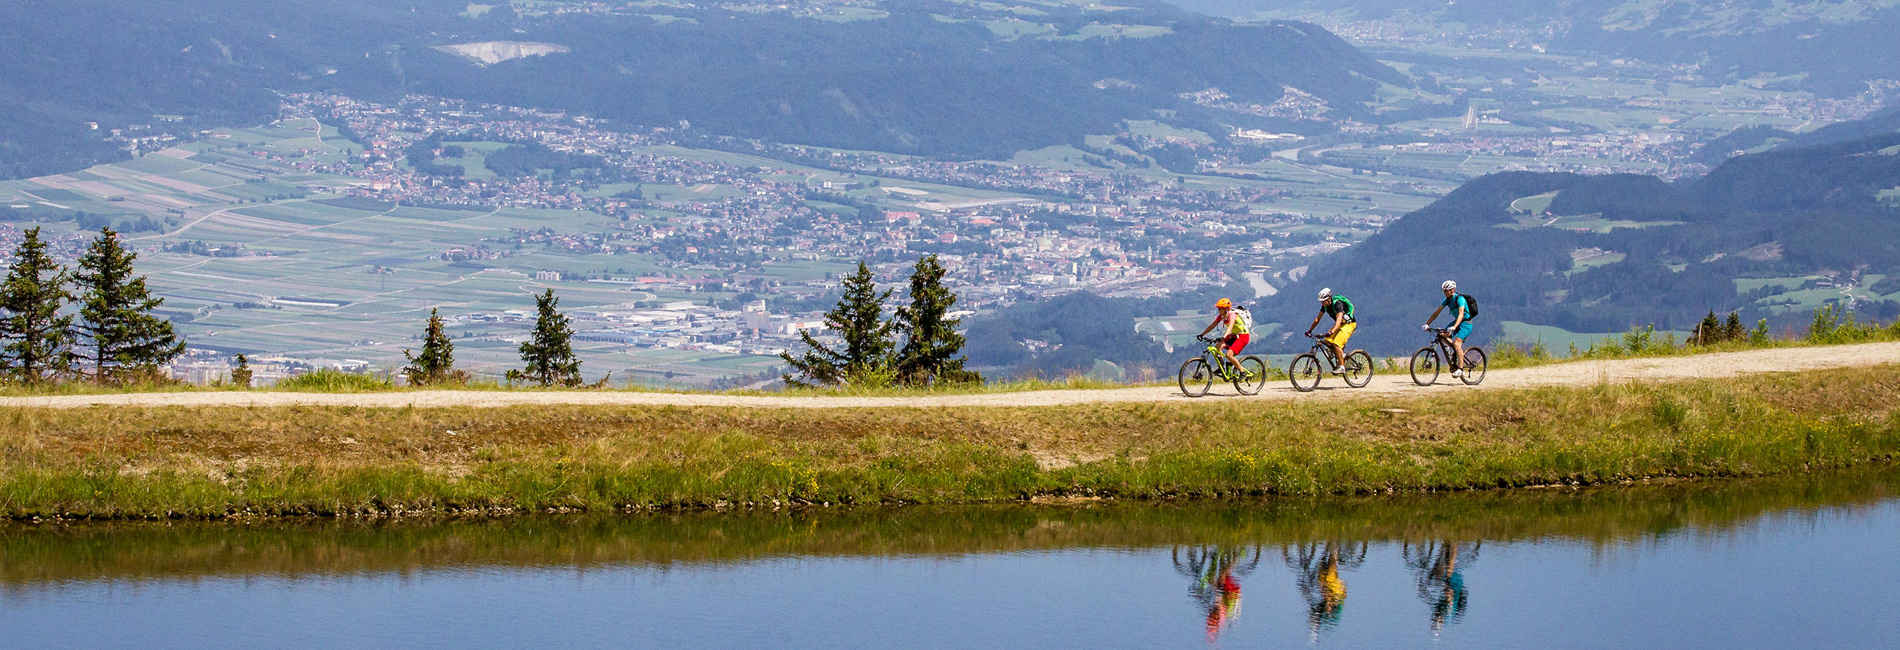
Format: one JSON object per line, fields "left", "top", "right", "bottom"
{"left": 276, "top": 368, "right": 394, "bottom": 392}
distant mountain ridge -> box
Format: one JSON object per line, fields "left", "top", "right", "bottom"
{"left": 1254, "top": 113, "right": 1900, "bottom": 354}
{"left": 1168, "top": 0, "right": 1900, "bottom": 96}
{"left": 0, "top": 0, "right": 1418, "bottom": 177}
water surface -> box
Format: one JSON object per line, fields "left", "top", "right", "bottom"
{"left": 3, "top": 469, "right": 1897, "bottom": 649}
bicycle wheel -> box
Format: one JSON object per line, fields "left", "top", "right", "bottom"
{"left": 1460, "top": 347, "right": 1487, "bottom": 385}
{"left": 1234, "top": 356, "right": 1268, "bottom": 395}
{"left": 1409, "top": 348, "right": 1440, "bottom": 386}
{"left": 1289, "top": 354, "right": 1322, "bottom": 392}
{"left": 1178, "top": 357, "right": 1214, "bottom": 397}
{"left": 1342, "top": 350, "right": 1374, "bottom": 388}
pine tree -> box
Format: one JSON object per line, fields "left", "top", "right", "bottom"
{"left": 0, "top": 227, "right": 75, "bottom": 382}
{"left": 507, "top": 289, "right": 581, "bottom": 387}
{"left": 402, "top": 308, "right": 458, "bottom": 386}
{"left": 1723, "top": 311, "right": 1744, "bottom": 342}
{"left": 895, "top": 254, "right": 979, "bottom": 386}
{"left": 1693, "top": 310, "right": 1720, "bottom": 345}
{"left": 781, "top": 261, "right": 895, "bottom": 387}
{"left": 231, "top": 354, "right": 252, "bottom": 389}
{"left": 74, "top": 227, "right": 183, "bottom": 382}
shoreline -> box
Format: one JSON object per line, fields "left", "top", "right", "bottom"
{"left": 2, "top": 365, "right": 1896, "bottom": 520}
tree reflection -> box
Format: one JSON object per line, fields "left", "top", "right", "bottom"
{"left": 1172, "top": 545, "right": 1262, "bottom": 642}
{"left": 1283, "top": 541, "right": 1367, "bottom": 638}
{"left": 1403, "top": 540, "right": 1481, "bottom": 633}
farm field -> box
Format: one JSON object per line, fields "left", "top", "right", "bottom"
{"left": 0, "top": 119, "right": 798, "bottom": 386}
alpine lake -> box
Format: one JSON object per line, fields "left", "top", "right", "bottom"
{"left": 3, "top": 467, "right": 1896, "bottom": 649}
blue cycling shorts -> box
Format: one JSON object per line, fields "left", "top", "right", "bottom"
{"left": 1451, "top": 322, "right": 1473, "bottom": 341}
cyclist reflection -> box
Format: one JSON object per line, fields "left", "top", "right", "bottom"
{"left": 1172, "top": 546, "right": 1261, "bottom": 642}
{"left": 1404, "top": 540, "right": 1480, "bottom": 632}
{"left": 1284, "top": 541, "right": 1367, "bottom": 637}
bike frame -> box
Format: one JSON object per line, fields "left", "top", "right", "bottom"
{"left": 1431, "top": 331, "right": 1463, "bottom": 365}
{"left": 1202, "top": 341, "right": 1240, "bottom": 376}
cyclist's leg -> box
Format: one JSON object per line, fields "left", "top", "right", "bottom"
{"left": 1328, "top": 322, "right": 1357, "bottom": 370}
{"left": 1228, "top": 334, "right": 1252, "bottom": 375}
{"left": 1450, "top": 322, "right": 1473, "bottom": 369}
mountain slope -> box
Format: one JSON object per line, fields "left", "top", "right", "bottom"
{"left": 1255, "top": 123, "right": 1900, "bottom": 354}
{"left": 0, "top": 0, "right": 1415, "bottom": 176}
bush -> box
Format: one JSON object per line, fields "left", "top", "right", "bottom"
{"left": 1806, "top": 303, "right": 1900, "bottom": 345}
{"left": 276, "top": 368, "right": 394, "bottom": 392}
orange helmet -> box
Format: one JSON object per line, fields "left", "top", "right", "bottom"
{"left": 1215, "top": 298, "right": 1231, "bottom": 308}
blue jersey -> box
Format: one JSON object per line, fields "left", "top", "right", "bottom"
{"left": 1442, "top": 294, "right": 1471, "bottom": 321}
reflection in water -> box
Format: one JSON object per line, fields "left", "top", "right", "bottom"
{"left": 1285, "top": 541, "right": 1368, "bottom": 638}
{"left": 1404, "top": 540, "right": 1481, "bottom": 633}
{"left": 1172, "top": 546, "right": 1261, "bottom": 642}
{"left": 0, "top": 469, "right": 1895, "bottom": 649}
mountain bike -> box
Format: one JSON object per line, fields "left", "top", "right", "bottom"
{"left": 1410, "top": 328, "right": 1486, "bottom": 386}
{"left": 1178, "top": 336, "right": 1268, "bottom": 397}
{"left": 1289, "top": 333, "right": 1373, "bottom": 392}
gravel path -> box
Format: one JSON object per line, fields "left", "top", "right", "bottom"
{"left": 7, "top": 342, "right": 1898, "bottom": 410}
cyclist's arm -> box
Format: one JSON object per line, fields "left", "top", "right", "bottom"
{"left": 1425, "top": 304, "right": 1444, "bottom": 328}
{"left": 1449, "top": 300, "right": 1466, "bottom": 329}
{"left": 1305, "top": 311, "right": 1323, "bottom": 335}
{"left": 1327, "top": 317, "right": 1342, "bottom": 337}
{"left": 1199, "top": 318, "right": 1219, "bottom": 337}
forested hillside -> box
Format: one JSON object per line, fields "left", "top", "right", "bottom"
{"left": 1255, "top": 123, "right": 1900, "bottom": 354}
{"left": 0, "top": 0, "right": 1414, "bottom": 177}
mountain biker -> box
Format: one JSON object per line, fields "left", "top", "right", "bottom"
{"left": 1423, "top": 280, "right": 1473, "bottom": 379}
{"left": 1305, "top": 288, "right": 1355, "bottom": 375}
{"left": 1197, "top": 298, "right": 1253, "bottom": 377}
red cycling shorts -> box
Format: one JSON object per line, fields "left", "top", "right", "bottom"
{"left": 1226, "top": 334, "right": 1250, "bottom": 354}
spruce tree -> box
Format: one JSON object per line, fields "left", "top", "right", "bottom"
{"left": 507, "top": 289, "right": 581, "bottom": 387}
{"left": 1693, "top": 310, "right": 1720, "bottom": 345}
{"left": 0, "top": 227, "right": 75, "bottom": 382}
{"left": 895, "top": 254, "right": 979, "bottom": 386}
{"left": 781, "top": 261, "right": 895, "bottom": 387}
{"left": 402, "top": 308, "right": 458, "bottom": 386}
{"left": 74, "top": 227, "right": 183, "bottom": 382}
{"left": 1723, "top": 311, "right": 1744, "bottom": 342}
{"left": 231, "top": 354, "right": 252, "bottom": 389}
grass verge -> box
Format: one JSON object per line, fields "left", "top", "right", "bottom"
{"left": 3, "top": 364, "right": 1897, "bottom": 519}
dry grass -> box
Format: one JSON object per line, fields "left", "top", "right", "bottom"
{"left": 2, "top": 365, "right": 1897, "bottom": 519}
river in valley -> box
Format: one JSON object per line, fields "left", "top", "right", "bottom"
{"left": 3, "top": 468, "right": 1896, "bottom": 649}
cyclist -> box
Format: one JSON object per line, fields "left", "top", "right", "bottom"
{"left": 1304, "top": 288, "right": 1355, "bottom": 376}
{"left": 1197, "top": 298, "right": 1253, "bottom": 377}
{"left": 1422, "top": 280, "right": 1473, "bottom": 379}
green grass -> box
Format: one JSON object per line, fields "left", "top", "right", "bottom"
{"left": 4, "top": 467, "right": 1893, "bottom": 582}
{"left": 2, "top": 365, "right": 1897, "bottom": 519}
{"left": 273, "top": 369, "right": 396, "bottom": 392}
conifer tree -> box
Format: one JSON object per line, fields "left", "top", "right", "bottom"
{"left": 74, "top": 227, "right": 183, "bottom": 382}
{"left": 231, "top": 354, "right": 252, "bottom": 389}
{"left": 895, "top": 254, "right": 979, "bottom": 386}
{"left": 781, "top": 261, "right": 895, "bottom": 387}
{"left": 0, "top": 227, "right": 75, "bottom": 382}
{"left": 1723, "top": 311, "right": 1744, "bottom": 342}
{"left": 402, "top": 308, "right": 457, "bottom": 386}
{"left": 1693, "top": 310, "right": 1720, "bottom": 345}
{"left": 507, "top": 289, "right": 581, "bottom": 387}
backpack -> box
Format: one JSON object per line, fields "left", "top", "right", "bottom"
{"left": 1230, "top": 305, "right": 1253, "bottom": 332}
{"left": 1459, "top": 294, "right": 1479, "bottom": 319}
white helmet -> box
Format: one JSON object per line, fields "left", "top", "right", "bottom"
{"left": 1317, "top": 287, "right": 1332, "bottom": 301}
{"left": 1441, "top": 280, "right": 1457, "bottom": 291}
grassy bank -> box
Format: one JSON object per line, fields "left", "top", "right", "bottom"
{"left": 4, "top": 467, "right": 1893, "bottom": 583}
{"left": 2, "top": 365, "right": 1898, "bottom": 519}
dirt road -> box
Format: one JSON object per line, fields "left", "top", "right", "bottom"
{"left": 7, "top": 342, "right": 1897, "bottom": 410}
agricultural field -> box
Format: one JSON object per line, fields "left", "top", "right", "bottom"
{"left": 0, "top": 119, "right": 801, "bottom": 386}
